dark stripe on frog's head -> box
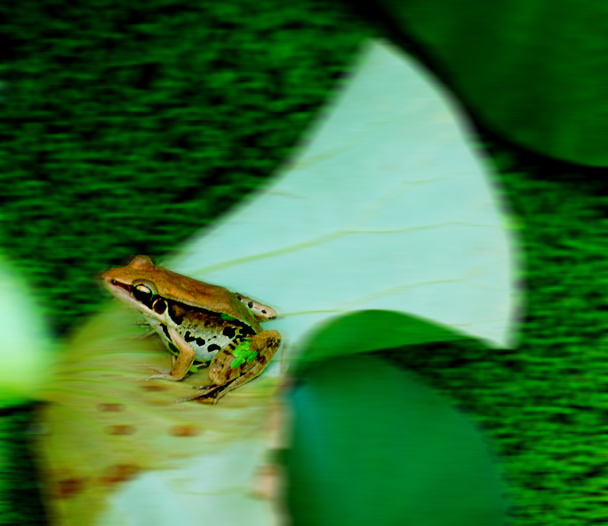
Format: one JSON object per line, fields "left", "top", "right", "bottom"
{"left": 153, "top": 297, "right": 167, "bottom": 314}
{"left": 168, "top": 301, "right": 185, "bottom": 325}
{"left": 161, "top": 324, "right": 171, "bottom": 341}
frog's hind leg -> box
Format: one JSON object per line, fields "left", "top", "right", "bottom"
{"left": 194, "top": 330, "right": 281, "bottom": 404}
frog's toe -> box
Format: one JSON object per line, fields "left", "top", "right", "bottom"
{"left": 182, "top": 384, "right": 224, "bottom": 404}
{"left": 143, "top": 368, "right": 180, "bottom": 382}
{"left": 138, "top": 363, "right": 179, "bottom": 381}
{"left": 195, "top": 395, "right": 220, "bottom": 405}
{"left": 176, "top": 388, "right": 216, "bottom": 403}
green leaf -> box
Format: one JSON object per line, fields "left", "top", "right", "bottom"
{"left": 286, "top": 355, "right": 507, "bottom": 526}
{"left": 0, "top": 254, "right": 53, "bottom": 408}
{"left": 370, "top": 0, "right": 608, "bottom": 165}
{"left": 296, "top": 309, "right": 469, "bottom": 368}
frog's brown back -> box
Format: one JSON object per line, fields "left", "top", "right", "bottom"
{"left": 115, "top": 256, "right": 260, "bottom": 328}
{"left": 155, "top": 268, "right": 253, "bottom": 318}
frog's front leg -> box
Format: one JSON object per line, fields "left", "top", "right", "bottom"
{"left": 148, "top": 326, "right": 196, "bottom": 381}
{"left": 193, "top": 330, "right": 281, "bottom": 404}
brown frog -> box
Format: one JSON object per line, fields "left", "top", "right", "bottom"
{"left": 101, "top": 256, "right": 281, "bottom": 404}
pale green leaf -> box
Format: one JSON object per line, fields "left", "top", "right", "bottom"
{"left": 374, "top": 0, "right": 608, "bottom": 165}
{"left": 287, "top": 356, "right": 507, "bottom": 526}
{"left": 0, "top": 254, "right": 53, "bottom": 407}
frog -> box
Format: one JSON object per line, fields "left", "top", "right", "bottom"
{"left": 100, "top": 255, "right": 281, "bottom": 404}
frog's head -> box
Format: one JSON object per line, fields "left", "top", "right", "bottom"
{"left": 100, "top": 256, "right": 164, "bottom": 318}
{"left": 101, "top": 255, "right": 266, "bottom": 331}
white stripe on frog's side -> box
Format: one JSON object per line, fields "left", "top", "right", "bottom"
{"left": 146, "top": 317, "right": 251, "bottom": 363}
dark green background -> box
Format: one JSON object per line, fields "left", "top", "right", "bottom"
{"left": 1, "top": 0, "right": 607, "bottom": 524}
{"left": 347, "top": 0, "right": 608, "bottom": 166}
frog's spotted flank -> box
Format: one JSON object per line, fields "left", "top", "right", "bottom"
{"left": 223, "top": 326, "right": 236, "bottom": 338}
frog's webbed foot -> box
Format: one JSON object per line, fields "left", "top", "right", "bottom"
{"left": 143, "top": 327, "right": 196, "bottom": 382}
{"left": 153, "top": 361, "right": 208, "bottom": 383}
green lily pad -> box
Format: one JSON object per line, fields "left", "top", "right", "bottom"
{"left": 286, "top": 354, "right": 507, "bottom": 526}
{"left": 295, "top": 309, "right": 469, "bottom": 369}
{"left": 369, "top": 0, "right": 608, "bottom": 165}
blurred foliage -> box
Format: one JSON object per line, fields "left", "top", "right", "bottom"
{"left": 1, "top": 1, "right": 608, "bottom": 526}
{"left": 297, "top": 311, "right": 471, "bottom": 370}
{"left": 0, "top": 257, "right": 53, "bottom": 408}
{"left": 341, "top": 0, "right": 608, "bottom": 166}
{"left": 0, "top": 408, "right": 47, "bottom": 526}
{"left": 400, "top": 142, "right": 608, "bottom": 525}
{"left": 288, "top": 354, "right": 506, "bottom": 526}
{"left": 0, "top": 0, "right": 373, "bottom": 336}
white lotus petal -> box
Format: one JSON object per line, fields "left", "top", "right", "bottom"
{"left": 99, "top": 439, "right": 279, "bottom": 526}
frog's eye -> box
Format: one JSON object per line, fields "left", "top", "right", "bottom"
{"left": 132, "top": 283, "right": 154, "bottom": 304}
